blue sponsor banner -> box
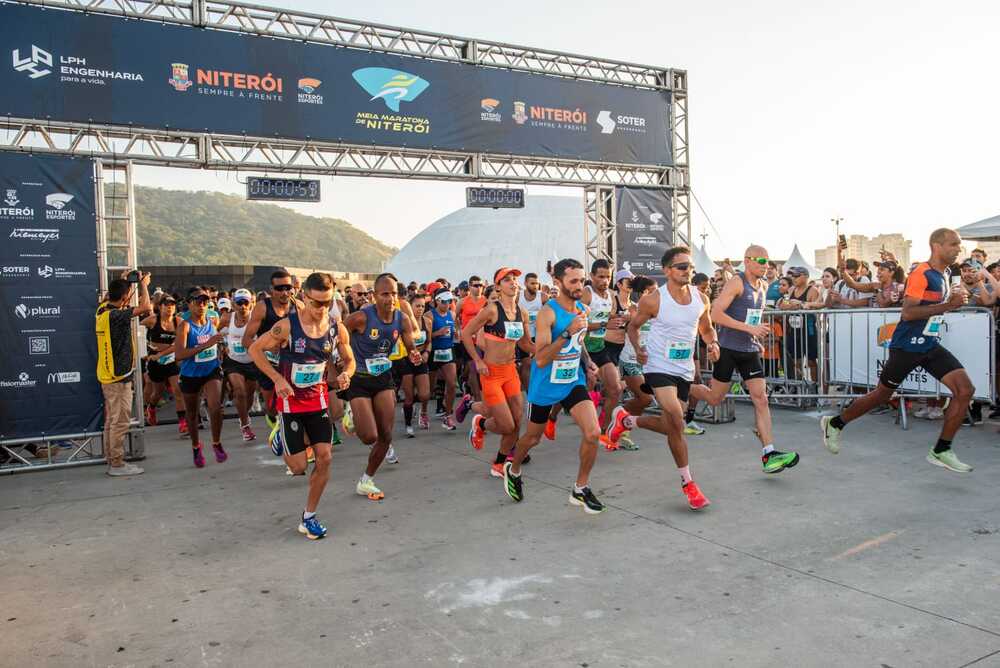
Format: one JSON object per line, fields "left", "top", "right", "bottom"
{"left": 0, "top": 4, "right": 671, "bottom": 166}
{"left": 0, "top": 152, "right": 102, "bottom": 440}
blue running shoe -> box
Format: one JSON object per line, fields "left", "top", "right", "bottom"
{"left": 269, "top": 419, "right": 284, "bottom": 457}
{"left": 298, "top": 515, "right": 327, "bottom": 540}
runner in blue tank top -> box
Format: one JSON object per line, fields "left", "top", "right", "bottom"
{"left": 427, "top": 288, "right": 459, "bottom": 430}
{"left": 692, "top": 245, "right": 801, "bottom": 475}
{"left": 502, "top": 258, "right": 606, "bottom": 514}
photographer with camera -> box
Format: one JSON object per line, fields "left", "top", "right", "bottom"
{"left": 96, "top": 269, "right": 153, "bottom": 477}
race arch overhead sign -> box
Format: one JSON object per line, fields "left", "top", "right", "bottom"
{"left": 0, "top": 3, "right": 672, "bottom": 166}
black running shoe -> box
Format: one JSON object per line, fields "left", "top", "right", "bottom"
{"left": 569, "top": 487, "right": 605, "bottom": 514}
{"left": 522, "top": 453, "right": 532, "bottom": 465}
{"left": 503, "top": 461, "right": 523, "bottom": 502}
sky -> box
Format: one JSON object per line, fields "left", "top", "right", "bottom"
{"left": 134, "top": 0, "right": 1000, "bottom": 263}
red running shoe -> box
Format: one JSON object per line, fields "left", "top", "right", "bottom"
{"left": 599, "top": 434, "right": 619, "bottom": 451}
{"left": 490, "top": 461, "right": 505, "bottom": 478}
{"left": 606, "top": 406, "right": 630, "bottom": 445}
{"left": 192, "top": 444, "right": 205, "bottom": 468}
{"left": 178, "top": 417, "right": 189, "bottom": 437}
{"left": 469, "top": 414, "right": 486, "bottom": 450}
{"left": 145, "top": 405, "right": 158, "bottom": 426}
{"left": 682, "top": 481, "right": 711, "bottom": 511}
{"left": 212, "top": 442, "right": 228, "bottom": 463}
{"left": 544, "top": 417, "right": 557, "bottom": 441}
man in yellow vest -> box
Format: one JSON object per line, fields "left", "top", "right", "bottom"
{"left": 96, "top": 271, "right": 152, "bottom": 476}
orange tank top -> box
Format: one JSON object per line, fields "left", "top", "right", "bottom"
{"left": 459, "top": 296, "right": 486, "bottom": 328}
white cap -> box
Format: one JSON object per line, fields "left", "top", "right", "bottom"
{"left": 233, "top": 288, "right": 253, "bottom": 302}
{"left": 217, "top": 298, "right": 232, "bottom": 310}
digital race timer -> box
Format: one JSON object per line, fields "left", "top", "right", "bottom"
{"left": 466, "top": 187, "right": 524, "bottom": 209}
{"left": 246, "top": 177, "right": 321, "bottom": 202}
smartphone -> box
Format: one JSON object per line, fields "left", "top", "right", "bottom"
{"left": 126, "top": 270, "right": 141, "bottom": 283}
{"left": 838, "top": 235, "right": 847, "bottom": 250}
{"left": 546, "top": 260, "right": 553, "bottom": 275}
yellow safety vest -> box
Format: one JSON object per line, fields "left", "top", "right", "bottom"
{"left": 95, "top": 302, "right": 135, "bottom": 384}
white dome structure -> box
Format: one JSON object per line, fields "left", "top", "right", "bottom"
{"left": 385, "top": 195, "right": 585, "bottom": 284}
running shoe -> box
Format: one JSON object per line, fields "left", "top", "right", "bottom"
{"left": 684, "top": 421, "right": 706, "bottom": 436}
{"left": 212, "top": 442, "right": 228, "bottom": 463}
{"left": 241, "top": 424, "right": 256, "bottom": 442}
{"left": 307, "top": 447, "right": 315, "bottom": 464}
{"left": 435, "top": 407, "right": 446, "bottom": 418}
{"left": 607, "top": 406, "right": 630, "bottom": 445}
{"left": 503, "top": 462, "right": 523, "bottom": 502}
{"left": 927, "top": 407, "right": 945, "bottom": 420}
{"left": 455, "top": 394, "right": 473, "bottom": 424}
{"left": 145, "top": 405, "right": 158, "bottom": 426}
{"left": 544, "top": 417, "right": 557, "bottom": 441}
{"left": 406, "top": 425, "right": 415, "bottom": 438}
{"left": 762, "top": 450, "right": 799, "bottom": 474}
{"left": 443, "top": 415, "right": 457, "bottom": 431}
{"left": 264, "top": 413, "right": 277, "bottom": 431}
{"left": 298, "top": 515, "right": 328, "bottom": 540}
{"left": 819, "top": 415, "right": 841, "bottom": 454}
{"left": 490, "top": 462, "right": 505, "bottom": 478}
{"left": 569, "top": 487, "right": 605, "bottom": 514}
{"left": 332, "top": 424, "right": 342, "bottom": 445}
{"left": 926, "top": 448, "right": 973, "bottom": 473}
{"left": 469, "top": 414, "right": 486, "bottom": 450}
{"left": 600, "top": 434, "right": 619, "bottom": 451}
{"left": 419, "top": 412, "right": 430, "bottom": 430}
{"left": 385, "top": 446, "right": 398, "bottom": 464}
{"left": 522, "top": 453, "right": 532, "bottom": 465}
{"left": 268, "top": 421, "right": 284, "bottom": 457}
{"left": 178, "top": 416, "right": 188, "bottom": 437}
{"left": 682, "top": 481, "right": 711, "bottom": 510}
{"left": 192, "top": 444, "right": 205, "bottom": 468}
{"left": 356, "top": 477, "right": 385, "bottom": 500}
{"left": 617, "top": 433, "right": 640, "bottom": 451}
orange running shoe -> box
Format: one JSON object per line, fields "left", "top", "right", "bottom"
{"left": 306, "top": 446, "right": 315, "bottom": 464}
{"left": 682, "top": 481, "right": 711, "bottom": 511}
{"left": 600, "top": 434, "right": 619, "bottom": 451}
{"left": 469, "top": 415, "right": 486, "bottom": 450}
{"left": 606, "top": 406, "right": 630, "bottom": 445}
{"left": 544, "top": 417, "right": 557, "bottom": 441}
{"left": 490, "top": 461, "right": 505, "bottom": 478}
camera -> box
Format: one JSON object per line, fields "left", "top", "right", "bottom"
{"left": 126, "top": 270, "right": 141, "bottom": 283}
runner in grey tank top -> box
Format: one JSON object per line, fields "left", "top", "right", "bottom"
{"left": 691, "top": 245, "right": 802, "bottom": 477}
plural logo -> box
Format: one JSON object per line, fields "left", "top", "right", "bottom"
{"left": 11, "top": 45, "right": 52, "bottom": 79}
{"left": 512, "top": 101, "right": 527, "bottom": 125}
{"left": 352, "top": 68, "right": 429, "bottom": 112}
{"left": 168, "top": 63, "right": 193, "bottom": 91}
{"left": 14, "top": 302, "right": 60, "bottom": 319}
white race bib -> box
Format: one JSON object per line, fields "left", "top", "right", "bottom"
{"left": 157, "top": 352, "right": 175, "bottom": 365}
{"left": 668, "top": 341, "right": 693, "bottom": 360}
{"left": 922, "top": 315, "right": 944, "bottom": 337}
{"left": 365, "top": 355, "right": 392, "bottom": 376}
{"left": 196, "top": 345, "right": 217, "bottom": 362}
{"left": 504, "top": 321, "right": 524, "bottom": 341}
{"left": 745, "top": 309, "right": 763, "bottom": 327}
{"left": 291, "top": 361, "right": 326, "bottom": 388}
{"left": 787, "top": 314, "right": 803, "bottom": 329}
{"left": 264, "top": 350, "right": 280, "bottom": 365}
{"left": 413, "top": 331, "right": 427, "bottom": 347}
{"left": 550, "top": 358, "right": 580, "bottom": 384}
{"left": 433, "top": 348, "right": 453, "bottom": 363}
{"left": 229, "top": 340, "right": 246, "bottom": 355}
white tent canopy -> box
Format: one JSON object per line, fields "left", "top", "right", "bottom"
{"left": 957, "top": 214, "right": 1000, "bottom": 241}
{"left": 693, "top": 244, "right": 717, "bottom": 276}
{"left": 785, "top": 244, "right": 822, "bottom": 279}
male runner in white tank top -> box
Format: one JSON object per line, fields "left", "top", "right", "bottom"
{"left": 610, "top": 247, "right": 718, "bottom": 510}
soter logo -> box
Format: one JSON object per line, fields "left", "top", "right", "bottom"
{"left": 352, "top": 68, "right": 429, "bottom": 112}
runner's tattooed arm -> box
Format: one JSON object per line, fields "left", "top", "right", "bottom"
{"left": 248, "top": 318, "right": 290, "bottom": 389}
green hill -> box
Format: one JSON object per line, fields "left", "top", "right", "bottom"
{"left": 134, "top": 186, "right": 396, "bottom": 272}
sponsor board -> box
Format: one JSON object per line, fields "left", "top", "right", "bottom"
{"left": 45, "top": 193, "right": 76, "bottom": 221}
{"left": 28, "top": 335, "right": 50, "bottom": 355}
{"left": 0, "top": 371, "right": 37, "bottom": 389}
{"left": 297, "top": 77, "right": 323, "bottom": 105}
{"left": 13, "top": 44, "right": 144, "bottom": 85}
{"left": 10, "top": 228, "right": 59, "bottom": 243}
{"left": 47, "top": 371, "right": 81, "bottom": 384}
{"left": 37, "top": 264, "right": 88, "bottom": 279}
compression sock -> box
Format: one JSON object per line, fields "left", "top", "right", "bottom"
{"left": 933, "top": 438, "right": 952, "bottom": 454}
{"left": 403, "top": 404, "right": 414, "bottom": 426}
{"left": 495, "top": 450, "right": 506, "bottom": 464}
{"left": 830, "top": 415, "right": 846, "bottom": 430}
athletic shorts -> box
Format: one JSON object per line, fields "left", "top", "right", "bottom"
{"left": 712, "top": 347, "right": 764, "bottom": 383}
{"left": 259, "top": 370, "right": 276, "bottom": 391}
{"left": 588, "top": 346, "right": 614, "bottom": 369}
{"left": 515, "top": 346, "right": 530, "bottom": 363}
{"left": 453, "top": 343, "right": 469, "bottom": 362}
{"left": 481, "top": 362, "right": 521, "bottom": 406}
{"left": 399, "top": 356, "right": 429, "bottom": 377}
{"left": 222, "top": 357, "right": 260, "bottom": 381}
{"left": 344, "top": 372, "right": 395, "bottom": 401}
{"left": 603, "top": 341, "right": 625, "bottom": 367}
{"left": 640, "top": 372, "right": 692, "bottom": 403}
{"left": 879, "top": 346, "right": 963, "bottom": 390}
{"left": 429, "top": 349, "right": 457, "bottom": 372}
{"left": 620, "top": 361, "right": 643, "bottom": 378}
{"left": 280, "top": 410, "right": 332, "bottom": 455}
{"left": 147, "top": 359, "right": 179, "bottom": 383}
{"left": 528, "top": 384, "right": 591, "bottom": 424}
{"left": 179, "top": 368, "right": 223, "bottom": 395}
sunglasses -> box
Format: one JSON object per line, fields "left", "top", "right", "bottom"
{"left": 307, "top": 297, "right": 333, "bottom": 308}
{"left": 190, "top": 295, "right": 211, "bottom": 304}
{"left": 234, "top": 299, "right": 250, "bottom": 306}
{"left": 272, "top": 284, "right": 294, "bottom": 292}
{"left": 670, "top": 262, "right": 692, "bottom": 271}
{"left": 161, "top": 299, "right": 176, "bottom": 305}
{"left": 746, "top": 257, "right": 769, "bottom": 266}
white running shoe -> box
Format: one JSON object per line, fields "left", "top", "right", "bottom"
{"left": 406, "top": 425, "right": 415, "bottom": 438}
{"left": 385, "top": 446, "right": 399, "bottom": 464}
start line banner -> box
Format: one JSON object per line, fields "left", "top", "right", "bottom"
{"left": 828, "top": 309, "right": 993, "bottom": 402}
{"left": 0, "top": 4, "right": 671, "bottom": 166}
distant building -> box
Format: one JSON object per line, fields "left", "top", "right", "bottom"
{"left": 814, "top": 234, "right": 911, "bottom": 270}
{"left": 961, "top": 240, "right": 1000, "bottom": 263}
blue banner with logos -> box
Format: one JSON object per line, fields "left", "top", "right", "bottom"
{"left": 0, "top": 152, "right": 102, "bottom": 441}
{"left": 0, "top": 4, "right": 671, "bottom": 166}
{"left": 615, "top": 187, "right": 673, "bottom": 282}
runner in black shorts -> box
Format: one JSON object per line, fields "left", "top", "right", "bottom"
{"left": 399, "top": 293, "right": 432, "bottom": 437}
{"left": 821, "top": 228, "right": 976, "bottom": 473}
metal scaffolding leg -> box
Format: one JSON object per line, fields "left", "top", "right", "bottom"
{"left": 584, "top": 185, "right": 616, "bottom": 268}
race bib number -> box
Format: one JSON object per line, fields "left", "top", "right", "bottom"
{"left": 413, "top": 331, "right": 427, "bottom": 347}
{"left": 550, "top": 358, "right": 580, "bottom": 384}
{"left": 433, "top": 348, "right": 453, "bottom": 363}
{"left": 745, "top": 309, "right": 763, "bottom": 326}
{"left": 504, "top": 321, "right": 524, "bottom": 341}
{"left": 229, "top": 339, "right": 246, "bottom": 355}
{"left": 923, "top": 315, "right": 944, "bottom": 337}
{"left": 365, "top": 356, "right": 392, "bottom": 376}
{"left": 668, "top": 342, "right": 693, "bottom": 360}
{"left": 196, "top": 345, "right": 217, "bottom": 362}
{"left": 264, "top": 350, "right": 280, "bottom": 365}
{"left": 291, "top": 362, "right": 326, "bottom": 388}
{"left": 157, "top": 352, "right": 175, "bottom": 365}
{"left": 787, "top": 315, "right": 803, "bottom": 329}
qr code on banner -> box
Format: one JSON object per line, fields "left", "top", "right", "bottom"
{"left": 28, "top": 336, "right": 50, "bottom": 355}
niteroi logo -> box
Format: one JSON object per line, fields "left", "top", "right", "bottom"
{"left": 12, "top": 45, "right": 52, "bottom": 79}
{"left": 45, "top": 193, "right": 73, "bottom": 209}
{"left": 4, "top": 189, "right": 19, "bottom": 207}
{"left": 352, "top": 68, "right": 429, "bottom": 112}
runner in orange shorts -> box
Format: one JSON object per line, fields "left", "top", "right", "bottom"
{"left": 457, "top": 267, "right": 535, "bottom": 477}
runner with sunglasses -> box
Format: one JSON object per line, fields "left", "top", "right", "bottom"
{"left": 428, "top": 288, "right": 459, "bottom": 431}
{"left": 609, "top": 247, "right": 716, "bottom": 510}
{"left": 140, "top": 294, "right": 183, "bottom": 432}
{"left": 461, "top": 268, "right": 534, "bottom": 477}
{"left": 692, "top": 246, "right": 801, "bottom": 475}
{"left": 250, "top": 272, "right": 353, "bottom": 540}
{"left": 220, "top": 288, "right": 258, "bottom": 442}
{"left": 581, "top": 259, "right": 624, "bottom": 446}
{"left": 175, "top": 288, "right": 227, "bottom": 468}
{"left": 343, "top": 273, "right": 424, "bottom": 500}
{"left": 243, "top": 270, "right": 303, "bottom": 439}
